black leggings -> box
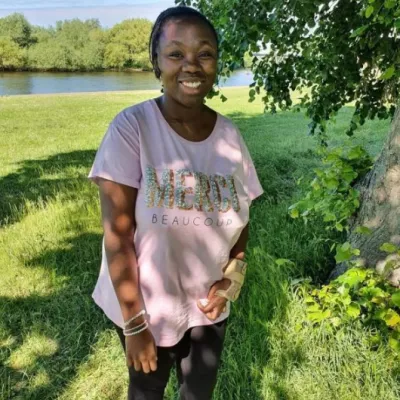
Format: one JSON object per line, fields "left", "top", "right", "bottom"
{"left": 115, "top": 319, "right": 227, "bottom": 400}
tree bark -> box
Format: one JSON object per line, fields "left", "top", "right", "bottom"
{"left": 329, "top": 106, "right": 400, "bottom": 284}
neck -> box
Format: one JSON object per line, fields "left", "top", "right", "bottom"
{"left": 159, "top": 94, "right": 205, "bottom": 123}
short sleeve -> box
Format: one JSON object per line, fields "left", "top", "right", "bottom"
{"left": 240, "top": 136, "right": 264, "bottom": 201}
{"left": 88, "top": 110, "right": 141, "bottom": 188}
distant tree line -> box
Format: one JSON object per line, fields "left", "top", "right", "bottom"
{"left": 0, "top": 13, "right": 153, "bottom": 71}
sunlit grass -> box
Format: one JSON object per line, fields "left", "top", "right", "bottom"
{"left": 1, "top": 87, "right": 397, "bottom": 399}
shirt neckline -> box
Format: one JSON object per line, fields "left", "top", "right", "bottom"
{"left": 150, "top": 98, "right": 221, "bottom": 146}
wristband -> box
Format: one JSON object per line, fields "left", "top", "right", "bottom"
{"left": 215, "top": 258, "right": 247, "bottom": 302}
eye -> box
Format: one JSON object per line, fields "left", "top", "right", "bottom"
{"left": 199, "top": 51, "right": 214, "bottom": 59}
{"left": 169, "top": 51, "right": 183, "bottom": 59}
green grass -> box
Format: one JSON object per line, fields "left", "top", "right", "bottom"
{"left": 0, "top": 87, "right": 398, "bottom": 400}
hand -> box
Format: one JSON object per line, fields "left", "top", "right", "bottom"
{"left": 197, "top": 278, "right": 230, "bottom": 321}
{"left": 125, "top": 328, "right": 158, "bottom": 374}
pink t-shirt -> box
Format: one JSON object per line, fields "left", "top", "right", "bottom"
{"left": 89, "top": 99, "right": 263, "bottom": 346}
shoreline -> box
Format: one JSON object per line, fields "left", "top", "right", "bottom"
{"left": 0, "top": 68, "right": 150, "bottom": 73}
{"left": 0, "top": 86, "right": 251, "bottom": 98}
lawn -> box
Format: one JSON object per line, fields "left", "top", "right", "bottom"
{"left": 0, "top": 87, "right": 398, "bottom": 399}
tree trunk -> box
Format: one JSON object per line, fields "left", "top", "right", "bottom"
{"left": 329, "top": 106, "right": 400, "bottom": 285}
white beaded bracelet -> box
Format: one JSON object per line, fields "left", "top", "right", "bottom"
{"left": 123, "top": 309, "right": 145, "bottom": 328}
{"left": 123, "top": 321, "right": 149, "bottom": 336}
{"left": 123, "top": 320, "right": 147, "bottom": 335}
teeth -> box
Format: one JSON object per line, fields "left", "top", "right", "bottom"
{"left": 182, "top": 81, "right": 201, "bottom": 88}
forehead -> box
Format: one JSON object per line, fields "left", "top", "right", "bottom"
{"left": 159, "top": 17, "right": 217, "bottom": 48}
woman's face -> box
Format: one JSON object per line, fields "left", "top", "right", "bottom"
{"left": 156, "top": 17, "right": 218, "bottom": 107}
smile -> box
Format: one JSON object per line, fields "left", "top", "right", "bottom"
{"left": 181, "top": 81, "right": 202, "bottom": 89}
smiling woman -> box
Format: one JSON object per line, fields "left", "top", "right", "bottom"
{"left": 88, "top": 5, "right": 263, "bottom": 400}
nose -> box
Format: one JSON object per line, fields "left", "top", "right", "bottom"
{"left": 182, "top": 54, "right": 201, "bottom": 73}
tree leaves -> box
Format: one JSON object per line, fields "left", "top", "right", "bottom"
{"left": 379, "top": 66, "right": 396, "bottom": 80}
{"left": 391, "top": 291, "right": 400, "bottom": 307}
{"left": 350, "top": 25, "right": 369, "bottom": 37}
{"left": 335, "top": 242, "right": 353, "bottom": 263}
{"left": 186, "top": 0, "right": 400, "bottom": 139}
{"left": 365, "top": 5, "right": 375, "bottom": 18}
{"left": 380, "top": 242, "right": 399, "bottom": 253}
{"left": 354, "top": 226, "right": 373, "bottom": 235}
{"left": 384, "top": 0, "right": 397, "bottom": 10}
{"left": 0, "top": 14, "right": 153, "bottom": 71}
{"left": 346, "top": 302, "right": 361, "bottom": 318}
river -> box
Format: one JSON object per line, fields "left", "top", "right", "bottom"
{"left": 0, "top": 69, "right": 253, "bottom": 96}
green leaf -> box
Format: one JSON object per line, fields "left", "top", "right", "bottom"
{"left": 335, "top": 242, "right": 353, "bottom": 263}
{"left": 325, "top": 178, "right": 339, "bottom": 189}
{"left": 355, "top": 226, "right": 372, "bottom": 235}
{"left": 290, "top": 208, "right": 299, "bottom": 218}
{"left": 336, "top": 267, "right": 367, "bottom": 287}
{"left": 347, "top": 146, "right": 364, "bottom": 160}
{"left": 365, "top": 5, "right": 375, "bottom": 18}
{"left": 305, "top": 296, "right": 316, "bottom": 304}
{"left": 374, "top": 308, "right": 387, "bottom": 322}
{"left": 380, "top": 242, "right": 398, "bottom": 253}
{"left": 220, "top": 94, "right": 228, "bottom": 102}
{"left": 323, "top": 212, "right": 337, "bottom": 222}
{"left": 391, "top": 291, "right": 400, "bottom": 307}
{"left": 275, "top": 258, "right": 292, "bottom": 266}
{"left": 379, "top": 66, "right": 395, "bottom": 80}
{"left": 385, "top": 309, "right": 400, "bottom": 327}
{"left": 346, "top": 302, "right": 361, "bottom": 318}
{"left": 335, "top": 222, "right": 344, "bottom": 232}
{"left": 384, "top": 0, "right": 397, "bottom": 9}
{"left": 350, "top": 25, "right": 368, "bottom": 38}
{"left": 307, "top": 309, "right": 331, "bottom": 322}
{"left": 389, "top": 335, "right": 400, "bottom": 352}
{"left": 307, "top": 303, "right": 322, "bottom": 312}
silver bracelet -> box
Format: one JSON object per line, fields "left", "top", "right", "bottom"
{"left": 123, "top": 309, "right": 145, "bottom": 328}
{"left": 123, "top": 321, "right": 149, "bottom": 336}
{"left": 123, "top": 320, "right": 147, "bottom": 335}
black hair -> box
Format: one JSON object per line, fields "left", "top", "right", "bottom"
{"left": 149, "top": 6, "right": 219, "bottom": 79}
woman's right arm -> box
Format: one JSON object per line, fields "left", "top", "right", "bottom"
{"left": 98, "top": 178, "right": 157, "bottom": 374}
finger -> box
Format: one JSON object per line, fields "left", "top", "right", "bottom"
{"left": 126, "top": 355, "right": 133, "bottom": 368}
{"left": 149, "top": 357, "right": 158, "bottom": 372}
{"left": 207, "top": 285, "right": 218, "bottom": 298}
{"left": 211, "top": 307, "right": 221, "bottom": 320}
{"left": 141, "top": 360, "right": 151, "bottom": 374}
{"left": 206, "top": 312, "right": 216, "bottom": 320}
{"left": 133, "top": 359, "right": 141, "bottom": 372}
{"left": 209, "top": 302, "right": 226, "bottom": 320}
{"left": 207, "top": 307, "right": 220, "bottom": 321}
{"left": 202, "top": 299, "right": 220, "bottom": 314}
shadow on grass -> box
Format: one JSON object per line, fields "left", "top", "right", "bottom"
{"left": 0, "top": 109, "right": 344, "bottom": 399}
{"left": 0, "top": 232, "right": 115, "bottom": 399}
{"left": 228, "top": 111, "right": 318, "bottom": 205}
{"left": 0, "top": 150, "right": 96, "bottom": 228}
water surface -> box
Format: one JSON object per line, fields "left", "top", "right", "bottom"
{"left": 0, "top": 70, "right": 254, "bottom": 96}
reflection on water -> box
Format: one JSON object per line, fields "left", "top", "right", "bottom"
{"left": 0, "top": 72, "right": 34, "bottom": 96}
{"left": 0, "top": 70, "right": 254, "bottom": 96}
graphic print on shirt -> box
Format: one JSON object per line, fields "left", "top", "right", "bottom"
{"left": 145, "top": 165, "right": 241, "bottom": 228}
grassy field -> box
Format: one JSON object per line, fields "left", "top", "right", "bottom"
{"left": 1, "top": 87, "right": 398, "bottom": 400}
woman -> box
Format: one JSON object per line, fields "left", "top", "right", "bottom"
{"left": 89, "top": 6, "right": 263, "bottom": 400}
